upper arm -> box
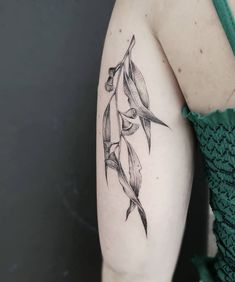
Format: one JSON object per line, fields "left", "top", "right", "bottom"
{"left": 96, "top": 1, "right": 195, "bottom": 280}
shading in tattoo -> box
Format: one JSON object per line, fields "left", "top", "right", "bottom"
{"left": 102, "top": 35, "right": 170, "bottom": 236}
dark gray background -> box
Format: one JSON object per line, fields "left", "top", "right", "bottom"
{"left": 0, "top": 1, "right": 208, "bottom": 281}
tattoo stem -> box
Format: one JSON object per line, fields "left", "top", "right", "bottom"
{"left": 114, "top": 68, "right": 123, "bottom": 160}
{"left": 120, "top": 35, "right": 135, "bottom": 66}
{"left": 112, "top": 36, "right": 136, "bottom": 161}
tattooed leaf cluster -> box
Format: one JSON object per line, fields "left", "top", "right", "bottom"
{"left": 102, "top": 35, "right": 169, "bottom": 236}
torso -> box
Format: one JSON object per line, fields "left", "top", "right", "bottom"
{"left": 154, "top": 0, "right": 235, "bottom": 113}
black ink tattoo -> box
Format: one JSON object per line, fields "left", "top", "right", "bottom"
{"left": 102, "top": 35, "right": 170, "bottom": 236}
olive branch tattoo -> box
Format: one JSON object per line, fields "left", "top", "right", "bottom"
{"left": 102, "top": 35, "right": 170, "bottom": 236}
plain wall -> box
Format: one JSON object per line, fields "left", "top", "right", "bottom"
{"left": 0, "top": 1, "right": 208, "bottom": 281}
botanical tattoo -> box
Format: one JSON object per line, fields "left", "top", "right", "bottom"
{"left": 102, "top": 35, "right": 170, "bottom": 236}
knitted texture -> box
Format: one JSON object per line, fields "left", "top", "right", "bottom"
{"left": 182, "top": 105, "right": 235, "bottom": 282}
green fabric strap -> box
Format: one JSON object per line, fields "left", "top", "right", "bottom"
{"left": 212, "top": 0, "right": 235, "bottom": 55}
{"left": 182, "top": 105, "right": 235, "bottom": 282}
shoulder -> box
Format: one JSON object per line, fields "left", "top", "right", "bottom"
{"left": 111, "top": 0, "right": 165, "bottom": 36}
{"left": 112, "top": 0, "right": 160, "bottom": 23}
{"left": 151, "top": 0, "right": 201, "bottom": 36}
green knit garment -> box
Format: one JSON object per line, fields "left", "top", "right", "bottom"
{"left": 182, "top": 105, "right": 235, "bottom": 282}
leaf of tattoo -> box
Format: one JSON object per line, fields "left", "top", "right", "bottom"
{"left": 123, "top": 70, "right": 169, "bottom": 127}
{"left": 121, "top": 116, "right": 139, "bottom": 136}
{"left": 121, "top": 108, "right": 137, "bottom": 119}
{"left": 125, "top": 138, "right": 148, "bottom": 235}
{"left": 102, "top": 103, "right": 111, "bottom": 183}
{"left": 128, "top": 60, "right": 152, "bottom": 151}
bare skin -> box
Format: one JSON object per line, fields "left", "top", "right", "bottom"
{"left": 96, "top": 1, "right": 235, "bottom": 282}
{"left": 154, "top": 0, "right": 235, "bottom": 113}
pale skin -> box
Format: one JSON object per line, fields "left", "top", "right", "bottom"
{"left": 96, "top": 1, "right": 235, "bottom": 282}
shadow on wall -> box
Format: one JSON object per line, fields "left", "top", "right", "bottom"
{"left": 0, "top": 1, "right": 207, "bottom": 281}
{"left": 174, "top": 146, "right": 208, "bottom": 282}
